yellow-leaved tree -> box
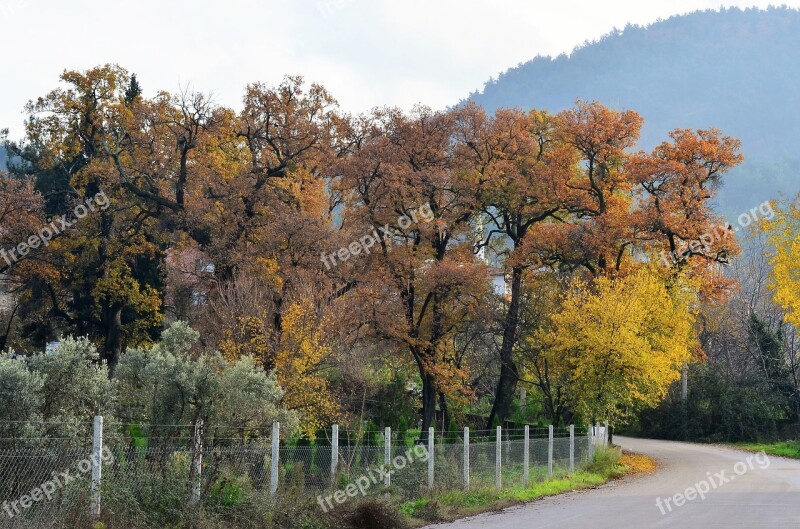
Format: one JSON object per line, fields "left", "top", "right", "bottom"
{"left": 275, "top": 297, "right": 340, "bottom": 434}
{"left": 218, "top": 292, "right": 340, "bottom": 436}
{"left": 537, "top": 266, "right": 698, "bottom": 425}
{"left": 761, "top": 198, "right": 800, "bottom": 328}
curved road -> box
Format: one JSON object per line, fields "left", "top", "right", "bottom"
{"left": 425, "top": 437, "right": 800, "bottom": 528}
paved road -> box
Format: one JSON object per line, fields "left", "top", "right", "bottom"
{"left": 424, "top": 436, "right": 800, "bottom": 529}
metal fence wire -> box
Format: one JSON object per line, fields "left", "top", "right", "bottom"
{"left": 0, "top": 419, "right": 608, "bottom": 528}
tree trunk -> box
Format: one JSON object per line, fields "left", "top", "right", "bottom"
{"left": 420, "top": 371, "right": 437, "bottom": 442}
{"left": 487, "top": 266, "right": 523, "bottom": 428}
{"left": 439, "top": 391, "right": 451, "bottom": 433}
{"left": 102, "top": 304, "right": 124, "bottom": 378}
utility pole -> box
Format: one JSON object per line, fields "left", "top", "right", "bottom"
{"left": 681, "top": 363, "right": 688, "bottom": 404}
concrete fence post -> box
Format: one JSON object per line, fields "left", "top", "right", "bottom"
{"left": 428, "top": 427, "right": 435, "bottom": 490}
{"left": 569, "top": 424, "right": 575, "bottom": 473}
{"left": 548, "top": 425, "right": 554, "bottom": 477}
{"left": 190, "top": 419, "right": 203, "bottom": 505}
{"left": 463, "top": 427, "right": 470, "bottom": 491}
{"left": 90, "top": 415, "right": 103, "bottom": 517}
{"left": 588, "top": 426, "right": 594, "bottom": 461}
{"left": 384, "top": 427, "right": 391, "bottom": 487}
{"left": 604, "top": 421, "right": 609, "bottom": 446}
{"left": 495, "top": 426, "right": 502, "bottom": 491}
{"left": 270, "top": 422, "right": 280, "bottom": 496}
{"left": 523, "top": 425, "right": 530, "bottom": 488}
{"left": 331, "top": 424, "right": 339, "bottom": 485}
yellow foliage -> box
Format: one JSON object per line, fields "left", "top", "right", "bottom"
{"left": 219, "top": 316, "right": 272, "bottom": 364}
{"left": 761, "top": 199, "right": 800, "bottom": 329}
{"left": 219, "top": 298, "right": 340, "bottom": 436}
{"left": 273, "top": 166, "right": 330, "bottom": 219}
{"left": 92, "top": 262, "right": 164, "bottom": 347}
{"left": 536, "top": 265, "right": 697, "bottom": 424}
{"left": 276, "top": 299, "right": 340, "bottom": 435}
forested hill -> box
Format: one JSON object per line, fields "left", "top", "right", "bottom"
{"left": 468, "top": 6, "right": 800, "bottom": 218}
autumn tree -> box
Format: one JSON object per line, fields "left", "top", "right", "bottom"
{"left": 7, "top": 65, "right": 164, "bottom": 370}
{"left": 1, "top": 67, "right": 748, "bottom": 435}
{"left": 0, "top": 174, "right": 46, "bottom": 350}
{"left": 520, "top": 101, "right": 741, "bottom": 284}
{"left": 333, "top": 106, "right": 489, "bottom": 436}
{"left": 515, "top": 271, "right": 573, "bottom": 425}
{"left": 457, "top": 105, "right": 576, "bottom": 428}
{"left": 525, "top": 101, "right": 644, "bottom": 276}
{"left": 487, "top": 102, "right": 741, "bottom": 426}
{"left": 631, "top": 128, "right": 743, "bottom": 298}
{"left": 538, "top": 266, "right": 698, "bottom": 425}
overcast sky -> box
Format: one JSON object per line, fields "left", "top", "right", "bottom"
{"left": 1, "top": 0, "right": 798, "bottom": 138}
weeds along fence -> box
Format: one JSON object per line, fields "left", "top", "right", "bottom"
{"left": 0, "top": 418, "right": 610, "bottom": 528}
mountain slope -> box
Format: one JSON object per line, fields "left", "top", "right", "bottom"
{"left": 469, "top": 6, "right": 800, "bottom": 218}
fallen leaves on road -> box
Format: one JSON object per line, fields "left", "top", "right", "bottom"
{"left": 619, "top": 452, "right": 657, "bottom": 474}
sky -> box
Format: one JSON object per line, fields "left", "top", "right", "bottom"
{"left": 1, "top": 0, "right": 799, "bottom": 139}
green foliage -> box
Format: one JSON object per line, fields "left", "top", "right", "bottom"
{"left": 208, "top": 472, "right": 251, "bottom": 507}
{"left": 369, "top": 372, "right": 417, "bottom": 436}
{"left": 124, "top": 73, "right": 143, "bottom": 105}
{"left": 398, "top": 498, "right": 429, "bottom": 516}
{"left": 437, "top": 490, "right": 492, "bottom": 507}
{"left": 401, "top": 452, "right": 623, "bottom": 524}
{"left": 0, "top": 337, "right": 114, "bottom": 441}
{"left": 0, "top": 353, "right": 44, "bottom": 440}
{"left": 0, "top": 322, "right": 298, "bottom": 444}
{"left": 584, "top": 446, "right": 624, "bottom": 477}
{"left": 28, "top": 336, "right": 115, "bottom": 425}
{"left": 632, "top": 362, "right": 786, "bottom": 442}
{"left": 116, "top": 321, "right": 299, "bottom": 433}
{"left": 732, "top": 441, "right": 800, "bottom": 459}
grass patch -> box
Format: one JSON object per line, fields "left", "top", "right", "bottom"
{"left": 399, "top": 498, "right": 430, "bottom": 516}
{"left": 730, "top": 440, "right": 800, "bottom": 459}
{"left": 502, "top": 471, "right": 607, "bottom": 501}
{"left": 402, "top": 446, "right": 652, "bottom": 527}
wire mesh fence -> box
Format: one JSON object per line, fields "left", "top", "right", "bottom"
{"left": 0, "top": 419, "right": 607, "bottom": 528}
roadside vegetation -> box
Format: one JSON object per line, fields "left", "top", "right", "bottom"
{"left": 396, "top": 447, "right": 651, "bottom": 527}
{"left": 730, "top": 441, "right": 800, "bottom": 460}
{"left": 628, "top": 200, "right": 800, "bottom": 447}
{"left": 207, "top": 447, "right": 645, "bottom": 529}
{"left": 257, "top": 448, "right": 640, "bottom": 529}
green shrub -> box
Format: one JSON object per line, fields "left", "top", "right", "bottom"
{"left": 585, "top": 446, "right": 623, "bottom": 477}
